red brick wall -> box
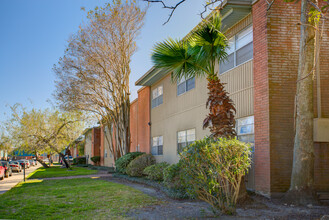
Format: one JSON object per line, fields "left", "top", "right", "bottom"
{"left": 265, "top": 0, "right": 329, "bottom": 193}
{"left": 314, "top": 143, "right": 329, "bottom": 191}
{"left": 253, "top": 0, "right": 271, "bottom": 196}
{"left": 92, "top": 127, "right": 101, "bottom": 165}
{"left": 100, "top": 126, "right": 105, "bottom": 166}
{"left": 266, "top": 0, "right": 301, "bottom": 193}
{"left": 130, "top": 99, "right": 138, "bottom": 152}
{"left": 313, "top": 0, "right": 329, "bottom": 191}
{"left": 137, "top": 87, "right": 151, "bottom": 153}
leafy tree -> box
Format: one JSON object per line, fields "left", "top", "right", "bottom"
{"left": 152, "top": 11, "right": 236, "bottom": 138}
{"left": 6, "top": 104, "right": 85, "bottom": 168}
{"left": 54, "top": 0, "right": 146, "bottom": 160}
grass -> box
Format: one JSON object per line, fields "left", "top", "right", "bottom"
{"left": 0, "top": 178, "right": 158, "bottom": 219}
{"left": 27, "top": 165, "right": 98, "bottom": 179}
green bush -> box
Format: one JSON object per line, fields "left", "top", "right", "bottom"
{"left": 73, "top": 157, "right": 86, "bottom": 165}
{"left": 143, "top": 162, "right": 170, "bottom": 181}
{"left": 91, "top": 156, "right": 101, "bottom": 165}
{"left": 163, "top": 162, "right": 185, "bottom": 190}
{"left": 115, "top": 152, "right": 145, "bottom": 174}
{"left": 180, "top": 137, "right": 252, "bottom": 215}
{"left": 126, "top": 154, "right": 155, "bottom": 177}
{"left": 113, "top": 173, "right": 191, "bottom": 199}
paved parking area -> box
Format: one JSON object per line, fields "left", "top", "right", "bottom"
{"left": 0, "top": 164, "right": 41, "bottom": 194}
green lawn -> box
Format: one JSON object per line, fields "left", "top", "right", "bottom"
{"left": 0, "top": 178, "right": 157, "bottom": 219}
{"left": 27, "top": 166, "right": 98, "bottom": 179}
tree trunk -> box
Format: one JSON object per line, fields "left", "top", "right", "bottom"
{"left": 59, "top": 152, "right": 71, "bottom": 169}
{"left": 35, "top": 152, "right": 49, "bottom": 168}
{"left": 285, "top": 0, "right": 317, "bottom": 205}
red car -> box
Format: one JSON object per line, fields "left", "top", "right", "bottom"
{"left": 0, "top": 165, "right": 5, "bottom": 180}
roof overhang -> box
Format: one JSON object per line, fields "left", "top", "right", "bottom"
{"left": 135, "top": 67, "right": 169, "bottom": 86}
{"left": 220, "top": 0, "right": 252, "bottom": 32}
{"left": 135, "top": 0, "right": 252, "bottom": 87}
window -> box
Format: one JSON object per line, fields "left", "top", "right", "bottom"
{"left": 152, "top": 85, "right": 163, "bottom": 108}
{"left": 105, "top": 149, "right": 107, "bottom": 158}
{"left": 177, "top": 76, "right": 195, "bottom": 96}
{"left": 236, "top": 116, "right": 254, "bottom": 145}
{"left": 177, "top": 129, "right": 195, "bottom": 154}
{"left": 152, "top": 136, "right": 163, "bottom": 155}
{"left": 220, "top": 25, "right": 253, "bottom": 74}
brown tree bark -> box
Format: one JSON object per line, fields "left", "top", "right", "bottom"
{"left": 59, "top": 152, "right": 71, "bottom": 169}
{"left": 285, "top": 0, "right": 317, "bottom": 205}
{"left": 35, "top": 152, "right": 49, "bottom": 168}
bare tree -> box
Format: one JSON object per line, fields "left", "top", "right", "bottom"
{"left": 54, "top": 1, "right": 146, "bottom": 161}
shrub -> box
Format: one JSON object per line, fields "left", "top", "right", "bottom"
{"left": 73, "top": 156, "right": 86, "bottom": 165}
{"left": 180, "top": 137, "right": 252, "bottom": 215}
{"left": 115, "top": 152, "right": 145, "bottom": 174}
{"left": 126, "top": 154, "right": 155, "bottom": 177}
{"left": 91, "top": 156, "right": 101, "bottom": 165}
{"left": 143, "top": 162, "right": 169, "bottom": 181}
{"left": 163, "top": 162, "right": 184, "bottom": 189}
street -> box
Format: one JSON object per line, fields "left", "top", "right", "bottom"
{"left": 0, "top": 163, "right": 41, "bottom": 194}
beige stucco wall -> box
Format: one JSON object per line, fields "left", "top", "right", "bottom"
{"left": 103, "top": 127, "right": 115, "bottom": 167}
{"left": 84, "top": 131, "right": 93, "bottom": 164}
{"left": 150, "top": 14, "right": 254, "bottom": 164}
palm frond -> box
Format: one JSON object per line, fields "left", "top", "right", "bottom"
{"left": 151, "top": 38, "right": 207, "bottom": 82}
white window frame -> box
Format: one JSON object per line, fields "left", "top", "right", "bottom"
{"left": 177, "top": 76, "right": 195, "bottom": 96}
{"left": 220, "top": 25, "right": 253, "bottom": 74}
{"left": 152, "top": 85, "right": 163, "bottom": 108}
{"left": 152, "top": 136, "right": 163, "bottom": 156}
{"left": 177, "top": 128, "right": 196, "bottom": 154}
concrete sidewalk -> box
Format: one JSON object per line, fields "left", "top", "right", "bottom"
{"left": 0, "top": 164, "right": 42, "bottom": 194}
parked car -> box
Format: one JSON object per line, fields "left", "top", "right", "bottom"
{"left": 29, "top": 160, "right": 35, "bottom": 166}
{"left": 0, "top": 161, "right": 12, "bottom": 177}
{"left": 23, "top": 160, "right": 30, "bottom": 168}
{"left": 0, "top": 165, "right": 5, "bottom": 180}
{"left": 17, "top": 160, "right": 29, "bottom": 169}
{"left": 64, "top": 156, "right": 73, "bottom": 163}
{"left": 9, "top": 161, "right": 22, "bottom": 172}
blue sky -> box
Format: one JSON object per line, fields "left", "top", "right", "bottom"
{"left": 0, "top": 0, "right": 206, "bottom": 123}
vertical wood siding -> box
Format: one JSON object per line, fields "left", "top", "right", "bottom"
{"left": 219, "top": 60, "right": 254, "bottom": 118}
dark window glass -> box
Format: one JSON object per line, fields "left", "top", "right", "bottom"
{"left": 220, "top": 53, "right": 234, "bottom": 74}
{"left": 158, "top": 95, "right": 163, "bottom": 106}
{"left": 151, "top": 99, "right": 156, "bottom": 108}
{"left": 151, "top": 146, "right": 158, "bottom": 155}
{"left": 186, "top": 77, "right": 195, "bottom": 91}
{"left": 177, "top": 142, "right": 187, "bottom": 154}
{"left": 177, "top": 82, "right": 186, "bottom": 95}
{"left": 236, "top": 42, "right": 253, "bottom": 66}
{"left": 158, "top": 145, "right": 163, "bottom": 155}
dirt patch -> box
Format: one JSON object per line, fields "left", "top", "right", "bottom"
{"left": 101, "top": 176, "right": 329, "bottom": 219}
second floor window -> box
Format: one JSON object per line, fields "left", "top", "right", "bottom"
{"left": 152, "top": 136, "right": 163, "bottom": 155}
{"left": 177, "top": 128, "right": 195, "bottom": 154}
{"left": 220, "top": 25, "right": 253, "bottom": 74}
{"left": 152, "top": 85, "right": 163, "bottom": 108}
{"left": 177, "top": 76, "right": 195, "bottom": 96}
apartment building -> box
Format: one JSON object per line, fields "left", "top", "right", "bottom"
{"left": 132, "top": 0, "right": 329, "bottom": 197}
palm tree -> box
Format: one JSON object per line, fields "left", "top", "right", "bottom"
{"left": 151, "top": 11, "right": 236, "bottom": 138}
